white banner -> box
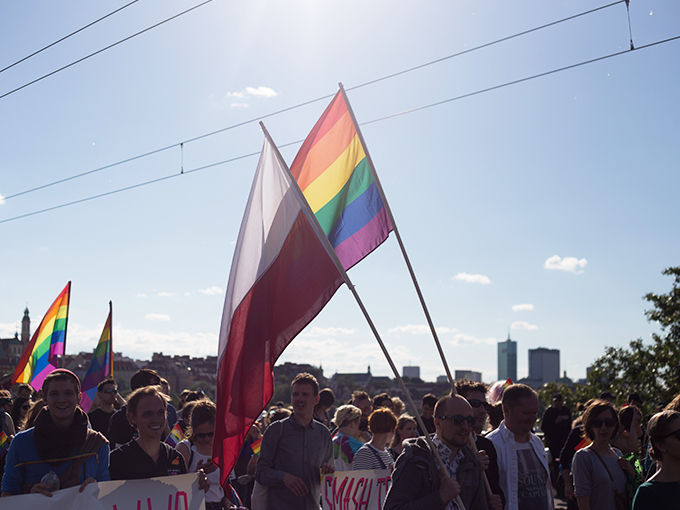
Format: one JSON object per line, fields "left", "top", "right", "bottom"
{"left": 0, "top": 473, "right": 205, "bottom": 510}
{"left": 321, "top": 469, "right": 392, "bottom": 510}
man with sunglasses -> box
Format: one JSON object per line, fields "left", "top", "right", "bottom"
{"left": 487, "top": 384, "right": 553, "bottom": 510}
{"left": 385, "top": 394, "right": 494, "bottom": 510}
{"left": 88, "top": 378, "right": 119, "bottom": 434}
{"left": 456, "top": 380, "right": 505, "bottom": 509}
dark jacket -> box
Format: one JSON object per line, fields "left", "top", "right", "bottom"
{"left": 385, "top": 435, "right": 488, "bottom": 510}
{"left": 476, "top": 434, "right": 505, "bottom": 507}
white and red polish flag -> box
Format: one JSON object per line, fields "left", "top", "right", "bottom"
{"left": 213, "top": 135, "right": 345, "bottom": 484}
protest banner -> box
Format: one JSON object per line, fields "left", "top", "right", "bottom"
{"left": 0, "top": 472, "right": 204, "bottom": 510}
{"left": 322, "top": 469, "right": 392, "bottom": 510}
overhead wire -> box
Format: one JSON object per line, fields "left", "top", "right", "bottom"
{"left": 1, "top": 0, "right": 627, "bottom": 202}
{"left": 2, "top": 34, "right": 678, "bottom": 226}
{"left": 0, "top": 0, "right": 141, "bottom": 75}
{"left": 0, "top": 0, "right": 216, "bottom": 100}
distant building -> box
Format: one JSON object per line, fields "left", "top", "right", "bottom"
{"left": 437, "top": 375, "right": 449, "bottom": 384}
{"left": 455, "top": 370, "right": 482, "bottom": 383}
{"left": 497, "top": 337, "right": 517, "bottom": 382}
{"left": 403, "top": 366, "right": 420, "bottom": 379}
{"left": 528, "top": 347, "right": 560, "bottom": 386}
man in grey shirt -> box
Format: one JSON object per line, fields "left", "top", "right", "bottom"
{"left": 256, "top": 372, "right": 335, "bottom": 509}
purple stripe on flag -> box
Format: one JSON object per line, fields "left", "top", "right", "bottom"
{"left": 31, "top": 363, "right": 57, "bottom": 391}
{"left": 334, "top": 207, "right": 392, "bottom": 270}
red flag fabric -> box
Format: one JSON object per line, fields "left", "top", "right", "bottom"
{"left": 213, "top": 136, "right": 344, "bottom": 484}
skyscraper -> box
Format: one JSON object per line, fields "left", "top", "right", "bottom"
{"left": 528, "top": 347, "right": 560, "bottom": 385}
{"left": 498, "top": 336, "right": 517, "bottom": 381}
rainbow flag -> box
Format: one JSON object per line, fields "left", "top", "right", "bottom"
{"left": 289, "top": 88, "right": 393, "bottom": 270}
{"left": 165, "top": 422, "right": 183, "bottom": 448}
{"left": 250, "top": 437, "right": 262, "bottom": 455}
{"left": 0, "top": 431, "right": 9, "bottom": 458}
{"left": 13, "top": 282, "right": 71, "bottom": 390}
{"left": 80, "top": 302, "right": 114, "bottom": 413}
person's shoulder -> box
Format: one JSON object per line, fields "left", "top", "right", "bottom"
{"left": 111, "top": 439, "right": 138, "bottom": 456}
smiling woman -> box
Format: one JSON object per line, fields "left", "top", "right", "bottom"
{"left": 1, "top": 369, "right": 110, "bottom": 497}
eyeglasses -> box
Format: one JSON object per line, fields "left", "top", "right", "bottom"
{"left": 592, "top": 418, "right": 618, "bottom": 428}
{"left": 663, "top": 429, "right": 680, "bottom": 440}
{"left": 102, "top": 389, "right": 118, "bottom": 394}
{"left": 467, "top": 399, "right": 490, "bottom": 411}
{"left": 438, "top": 414, "right": 476, "bottom": 427}
{"left": 195, "top": 431, "right": 214, "bottom": 440}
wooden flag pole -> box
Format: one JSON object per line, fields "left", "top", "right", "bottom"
{"left": 338, "top": 83, "right": 456, "bottom": 395}
{"left": 260, "top": 123, "right": 466, "bottom": 510}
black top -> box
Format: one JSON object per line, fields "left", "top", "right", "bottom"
{"left": 109, "top": 439, "right": 187, "bottom": 480}
{"left": 416, "top": 416, "right": 436, "bottom": 436}
{"left": 88, "top": 408, "right": 114, "bottom": 435}
{"left": 477, "top": 434, "right": 506, "bottom": 508}
{"left": 107, "top": 405, "right": 136, "bottom": 447}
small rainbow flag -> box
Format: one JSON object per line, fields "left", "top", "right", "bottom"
{"left": 250, "top": 437, "right": 262, "bottom": 455}
{"left": 0, "top": 431, "right": 9, "bottom": 458}
{"left": 290, "top": 87, "right": 393, "bottom": 270}
{"left": 80, "top": 302, "right": 114, "bottom": 413}
{"left": 574, "top": 437, "right": 592, "bottom": 451}
{"left": 13, "top": 282, "right": 71, "bottom": 390}
{"left": 165, "top": 422, "right": 183, "bottom": 448}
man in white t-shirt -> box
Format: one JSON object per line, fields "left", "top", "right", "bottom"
{"left": 487, "top": 384, "right": 553, "bottom": 510}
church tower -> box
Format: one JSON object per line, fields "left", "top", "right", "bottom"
{"left": 21, "top": 308, "right": 30, "bottom": 346}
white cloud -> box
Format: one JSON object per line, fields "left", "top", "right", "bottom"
{"left": 198, "top": 286, "right": 223, "bottom": 295}
{"left": 388, "top": 325, "right": 458, "bottom": 335}
{"left": 511, "top": 321, "right": 538, "bottom": 331}
{"left": 302, "top": 327, "right": 355, "bottom": 337}
{"left": 146, "top": 314, "right": 170, "bottom": 322}
{"left": 544, "top": 255, "right": 587, "bottom": 274}
{"left": 229, "top": 103, "right": 249, "bottom": 108}
{"left": 448, "top": 333, "right": 497, "bottom": 346}
{"left": 158, "top": 292, "right": 174, "bottom": 297}
{"left": 226, "top": 87, "right": 278, "bottom": 99}
{"left": 512, "top": 304, "right": 534, "bottom": 311}
{"left": 453, "top": 273, "right": 491, "bottom": 284}
{"left": 0, "top": 322, "right": 17, "bottom": 338}
{"left": 0, "top": 193, "right": 5, "bottom": 205}
{"left": 137, "top": 293, "right": 147, "bottom": 298}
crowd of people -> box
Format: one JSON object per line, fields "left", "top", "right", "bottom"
{"left": 0, "top": 370, "right": 678, "bottom": 510}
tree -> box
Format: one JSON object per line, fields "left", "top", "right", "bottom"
{"left": 588, "top": 266, "right": 680, "bottom": 413}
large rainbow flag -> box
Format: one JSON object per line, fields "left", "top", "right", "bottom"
{"left": 289, "top": 88, "right": 393, "bottom": 270}
{"left": 13, "top": 282, "right": 71, "bottom": 390}
{"left": 80, "top": 302, "right": 113, "bottom": 413}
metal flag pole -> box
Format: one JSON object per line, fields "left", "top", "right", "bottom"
{"left": 337, "top": 83, "right": 456, "bottom": 395}
{"left": 260, "top": 122, "right": 466, "bottom": 510}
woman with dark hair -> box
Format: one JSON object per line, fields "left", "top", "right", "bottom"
{"left": 612, "top": 405, "right": 643, "bottom": 456}
{"left": 1, "top": 369, "right": 109, "bottom": 497}
{"left": 177, "top": 400, "right": 224, "bottom": 510}
{"left": 633, "top": 410, "right": 680, "bottom": 508}
{"left": 313, "top": 388, "right": 335, "bottom": 428}
{"left": 24, "top": 399, "right": 46, "bottom": 430}
{"left": 353, "top": 408, "right": 397, "bottom": 471}
{"left": 572, "top": 400, "right": 635, "bottom": 510}
{"left": 388, "top": 414, "right": 417, "bottom": 460}
{"left": 10, "top": 396, "right": 30, "bottom": 432}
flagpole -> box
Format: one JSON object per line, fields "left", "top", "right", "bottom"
{"left": 260, "top": 123, "right": 466, "bottom": 510}
{"left": 337, "top": 84, "right": 457, "bottom": 395}
{"left": 339, "top": 85, "right": 495, "bottom": 503}
{"left": 109, "top": 300, "right": 114, "bottom": 377}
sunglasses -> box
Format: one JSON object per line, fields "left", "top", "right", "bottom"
{"left": 102, "top": 389, "right": 118, "bottom": 394}
{"left": 438, "top": 414, "right": 476, "bottom": 427}
{"left": 195, "top": 431, "right": 214, "bottom": 440}
{"left": 664, "top": 429, "right": 680, "bottom": 440}
{"left": 467, "top": 399, "right": 490, "bottom": 411}
{"left": 592, "top": 418, "right": 617, "bottom": 428}
{"left": 21, "top": 405, "right": 30, "bottom": 411}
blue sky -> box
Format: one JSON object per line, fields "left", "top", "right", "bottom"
{"left": 1, "top": 0, "right": 679, "bottom": 384}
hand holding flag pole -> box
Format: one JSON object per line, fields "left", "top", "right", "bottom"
{"left": 261, "top": 122, "right": 466, "bottom": 510}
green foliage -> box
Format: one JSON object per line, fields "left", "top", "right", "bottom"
{"left": 588, "top": 266, "right": 680, "bottom": 414}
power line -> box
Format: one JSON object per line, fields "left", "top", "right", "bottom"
{"left": 0, "top": 0, "right": 141, "bottom": 75}
{"left": 0, "top": 0, "right": 216, "bottom": 100}
{"left": 2, "top": 34, "right": 678, "bottom": 226}
{"left": 1, "top": 0, "right": 627, "bottom": 201}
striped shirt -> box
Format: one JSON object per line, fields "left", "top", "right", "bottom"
{"left": 352, "top": 443, "right": 394, "bottom": 471}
